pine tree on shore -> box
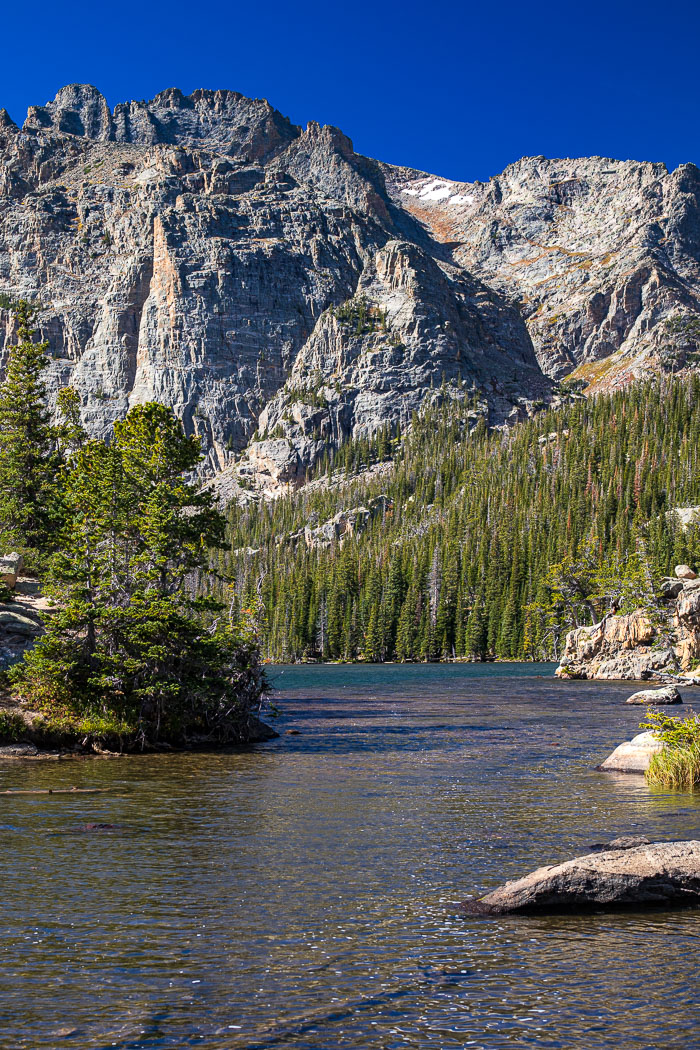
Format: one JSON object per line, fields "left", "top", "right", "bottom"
{"left": 14, "top": 403, "right": 264, "bottom": 747}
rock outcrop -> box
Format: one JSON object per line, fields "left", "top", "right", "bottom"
{"left": 385, "top": 157, "right": 700, "bottom": 387}
{"left": 0, "top": 576, "right": 47, "bottom": 668}
{"left": 467, "top": 840, "right": 700, "bottom": 914}
{"left": 556, "top": 609, "right": 673, "bottom": 679}
{"left": 556, "top": 571, "right": 700, "bottom": 679}
{"left": 244, "top": 239, "right": 548, "bottom": 480}
{"left": 0, "top": 84, "right": 699, "bottom": 492}
{"left": 284, "top": 495, "right": 392, "bottom": 549}
{"left": 0, "top": 552, "right": 23, "bottom": 588}
{"left": 0, "top": 84, "right": 551, "bottom": 484}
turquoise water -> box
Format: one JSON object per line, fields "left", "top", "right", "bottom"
{"left": 0, "top": 663, "right": 699, "bottom": 1048}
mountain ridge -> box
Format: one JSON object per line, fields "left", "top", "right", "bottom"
{"left": 0, "top": 84, "right": 698, "bottom": 492}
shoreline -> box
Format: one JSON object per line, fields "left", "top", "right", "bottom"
{"left": 0, "top": 706, "right": 277, "bottom": 760}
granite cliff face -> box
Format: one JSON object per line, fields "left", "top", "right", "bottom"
{"left": 386, "top": 156, "right": 700, "bottom": 385}
{"left": 0, "top": 84, "right": 698, "bottom": 488}
{"left": 556, "top": 574, "right": 700, "bottom": 681}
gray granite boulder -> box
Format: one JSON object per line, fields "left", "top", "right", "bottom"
{"left": 467, "top": 840, "right": 700, "bottom": 914}
{"left": 0, "top": 610, "right": 42, "bottom": 637}
{"left": 0, "top": 553, "right": 23, "bottom": 589}
{"left": 625, "top": 685, "right": 682, "bottom": 705}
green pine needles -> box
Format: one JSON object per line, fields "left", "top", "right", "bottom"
{"left": 0, "top": 301, "right": 61, "bottom": 567}
{"left": 11, "top": 404, "right": 264, "bottom": 747}
{"left": 222, "top": 375, "right": 700, "bottom": 663}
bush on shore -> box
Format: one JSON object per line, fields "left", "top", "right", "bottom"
{"left": 643, "top": 708, "right": 700, "bottom": 791}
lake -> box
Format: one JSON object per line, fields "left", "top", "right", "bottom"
{"left": 1, "top": 663, "right": 699, "bottom": 1048}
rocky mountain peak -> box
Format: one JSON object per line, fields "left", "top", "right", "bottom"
{"left": 21, "top": 84, "right": 301, "bottom": 161}
{"left": 0, "top": 109, "right": 18, "bottom": 133}
{"left": 24, "top": 83, "right": 113, "bottom": 140}
{"left": 0, "top": 83, "right": 699, "bottom": 495}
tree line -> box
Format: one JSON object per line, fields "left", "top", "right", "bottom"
{"left": 218, "top": 376, "right": 700, "bottom": 663}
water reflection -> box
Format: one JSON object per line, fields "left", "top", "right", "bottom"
{"left": 0, "top": 664, "right": 698, "bottom": 1047}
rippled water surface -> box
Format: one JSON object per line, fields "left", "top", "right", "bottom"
{"left": 1, "top": 663, "right": 700, "bottom": 1049}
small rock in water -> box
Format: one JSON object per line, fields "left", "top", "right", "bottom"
{"left": 589, "top": 835, "right": 651, "bottom": 852}
{"left": 0, "top": 743, "right": 38, "bottom": 757}
{"left": 625, "top": 685, "right": 682, "bottom": 705}
{"left": 466, "top": 840, "right": 700, "bottom": 914}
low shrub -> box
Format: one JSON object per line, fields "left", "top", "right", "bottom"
{"left": 643, "top": 708, "right": 700, "bottom": 791}
{"left": 0, "top": 710, "right": 27, "bottom": 742}
{"left": 31, "top": 708, "right": 136, "bottom": 750}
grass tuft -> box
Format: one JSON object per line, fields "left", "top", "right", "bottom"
{"left": 643, "top": 708, "right": 700, "bottom": 791}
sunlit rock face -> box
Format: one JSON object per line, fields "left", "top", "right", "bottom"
{"left": 556, "top": 577, "right": 700, "bottom": 680}
{"left": 0, "top": 85, "right": 698, "bottom": 483}
{"left": 384, "top": 156, "right": 700, "bottom": 385}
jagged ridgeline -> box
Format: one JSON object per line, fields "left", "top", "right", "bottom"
{"left": 217, "top": 377, "right": 700, "bottom": 662}
{"left": 2, "top": 84, "right": 700, "bottom": 492}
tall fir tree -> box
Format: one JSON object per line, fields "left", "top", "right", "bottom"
{"left": 0, "top": 302, "right": 60, "bottom": 565}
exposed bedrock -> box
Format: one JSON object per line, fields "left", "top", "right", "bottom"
{"left": 556, "top": 577, "right": 700, "bottom": 680}
{"left": 0, "top": 85, "right": 699, "bottom": 484}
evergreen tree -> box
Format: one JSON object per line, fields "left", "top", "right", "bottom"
{"left": 0, "top": 302, "right": 60, "bottom": 565}
{"left": 465, "top": 596, "right": 489, "bottom": 660}
{"left": 14, "top": 403, "right": 263, "bottom": 747}
{"left": 221, "top": 375, "right": 700, "bottom": 663}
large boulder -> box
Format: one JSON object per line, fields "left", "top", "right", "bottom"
{"left": 556, "top": 610, "right": 675, "bottom": 679}
{"left": 597, "top": 730, "right": 663, "bottom": 773}
{"left": 0, "top": 609, "right": 42, "bottom": 637}
{"left": 0, "top": 553, "right": 23, "bottom": 589}
{"left": 625, "top": 685, "right": 682, "bottom": 705}
{"left": 675, "top": 564, "right": 698, "bottom": 580}
{"left": 467, "top": 840, "right": 700, "bottom": 914}
{"left": 0, "top": 595, "right": 45, "bottom": 669}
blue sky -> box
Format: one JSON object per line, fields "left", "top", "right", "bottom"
{"left": 0, "top": 0, "right": 697, "bottom": 183}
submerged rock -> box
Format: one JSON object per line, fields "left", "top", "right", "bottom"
{"left": 0, "top": 743, "right": 39, "bottom": 757}
{"left": 248, "top": 717, "right": 278, "bottom": 742}
{"left": 467, "top": 840, "right": 700, "bottom": 914}
{"left": 625, "top": 685, "right": 682, "bottom": 705}
{"left": 589, "top": 835, "right": 651, "bottom": 852}
{"left": 597, "top": 731, "right": 663, "bottom": 773}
